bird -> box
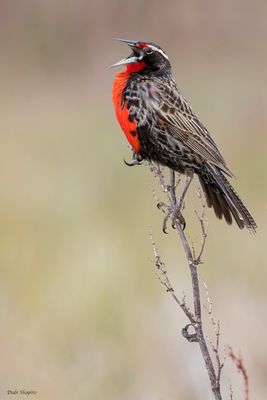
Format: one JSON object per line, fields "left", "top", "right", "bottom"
{"left": 111, "top": 38, "right": 257, "bottom": 232}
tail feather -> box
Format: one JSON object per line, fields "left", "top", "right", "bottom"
{"left": 216, "top": 189, "right": 233, "bottom": 225}
{"left": 200, "top": 164, "right": 257, "bottom": 232}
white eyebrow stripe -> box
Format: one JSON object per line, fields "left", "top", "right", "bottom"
{"left": 147, "top": 45, "right": 169, "bottom": 60}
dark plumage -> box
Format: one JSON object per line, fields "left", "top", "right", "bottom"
{"left": 112, "top": 40, "right": 257, "bottom": 232}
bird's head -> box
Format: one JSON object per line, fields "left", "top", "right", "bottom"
{"left": 110, "top": 38, "right": 171, "bottom": 74}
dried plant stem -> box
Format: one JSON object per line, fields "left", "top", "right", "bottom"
{"left": 228, "top": 347, "right": 249, "bottom": 400}
{"left": 151, "top": 164, "right": 223, "bottom": 400}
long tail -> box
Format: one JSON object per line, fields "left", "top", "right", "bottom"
{"left": 199, "top": 164, "right": 257, "bottom": 232}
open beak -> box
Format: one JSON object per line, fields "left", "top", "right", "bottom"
{"left": 112, "top": 38, "right": 138, "bottom": 46}
{"left": 110, "top": 56, "right": 139, "bottom": 68}
{"left": 110, "top": 38, "right": 142, "bottom": 68}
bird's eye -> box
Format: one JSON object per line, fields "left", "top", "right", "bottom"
{"left": 145, "top": 48, "right": 153, "bottom": 55}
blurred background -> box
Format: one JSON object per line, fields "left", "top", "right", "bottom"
{"left": 0, "top": 1, "right": 266, "bottom": 399}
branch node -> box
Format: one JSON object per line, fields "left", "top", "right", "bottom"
{"left": 182, "top": 324, "right": 199, "bottom": 343}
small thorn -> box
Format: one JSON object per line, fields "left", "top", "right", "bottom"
{"left": 157, "top": 201, "right": 167, "bottom": 210}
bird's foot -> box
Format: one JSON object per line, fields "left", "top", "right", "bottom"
{"left": 157, "top": 201, "right": 186, "bottom": 233}
{"left": 124, "top": 151, "right": 143, "bottom": 167}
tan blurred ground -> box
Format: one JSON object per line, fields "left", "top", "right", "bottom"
{"left": 0, "top": 1, "right": 266, "bottom": 399}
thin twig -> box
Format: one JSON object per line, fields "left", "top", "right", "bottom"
{"left": 228, "top": 347, "right": 249, "bottom": 400}
{"left": 151, "top": 234, "right": 195, "bottom": 323}
{"left": 194, "top": 208, "right": 208, "bottom": 265}
{"left": 229, "top": 384, "right": 233, "bottom": 400}
{"left": 202, "top": 280, "right": 226, "bottom": 383}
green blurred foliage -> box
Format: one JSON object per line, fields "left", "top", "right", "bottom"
{"left": 0, "top": 1, "right": 266, "bottom": 399}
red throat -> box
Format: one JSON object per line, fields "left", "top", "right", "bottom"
{"left": 126, "top": 61, "right": 146, "bottom": 73}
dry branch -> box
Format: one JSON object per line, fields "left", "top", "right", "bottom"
{"left": 150, "top": 163, "right": 223, "bottom": 400}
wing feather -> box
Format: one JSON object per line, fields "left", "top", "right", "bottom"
{"left": 140, "top": 79, "right": 233, "bottom": 177}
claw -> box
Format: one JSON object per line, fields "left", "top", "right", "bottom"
{"left": 123, "top": 152, "right": 143, "bottom": 167}
{"left": 161, "top": 203, "right": 186, "bottom": 233}
{"left": 172, "top": 216, "right": 186, "bottom": 230}
{"left": 163, "top": 213, "right": 171, "bottom": 234}
{"left": 123, "top": 158, "right": 143, "bottom": 167}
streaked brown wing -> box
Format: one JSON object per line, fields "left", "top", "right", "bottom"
{"left": 141, "top": 79, "right": 233, "bottom": 177}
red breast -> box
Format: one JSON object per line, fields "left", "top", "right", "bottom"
{"left": 112, "top": 63, "right": 146, "bottom": 154}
